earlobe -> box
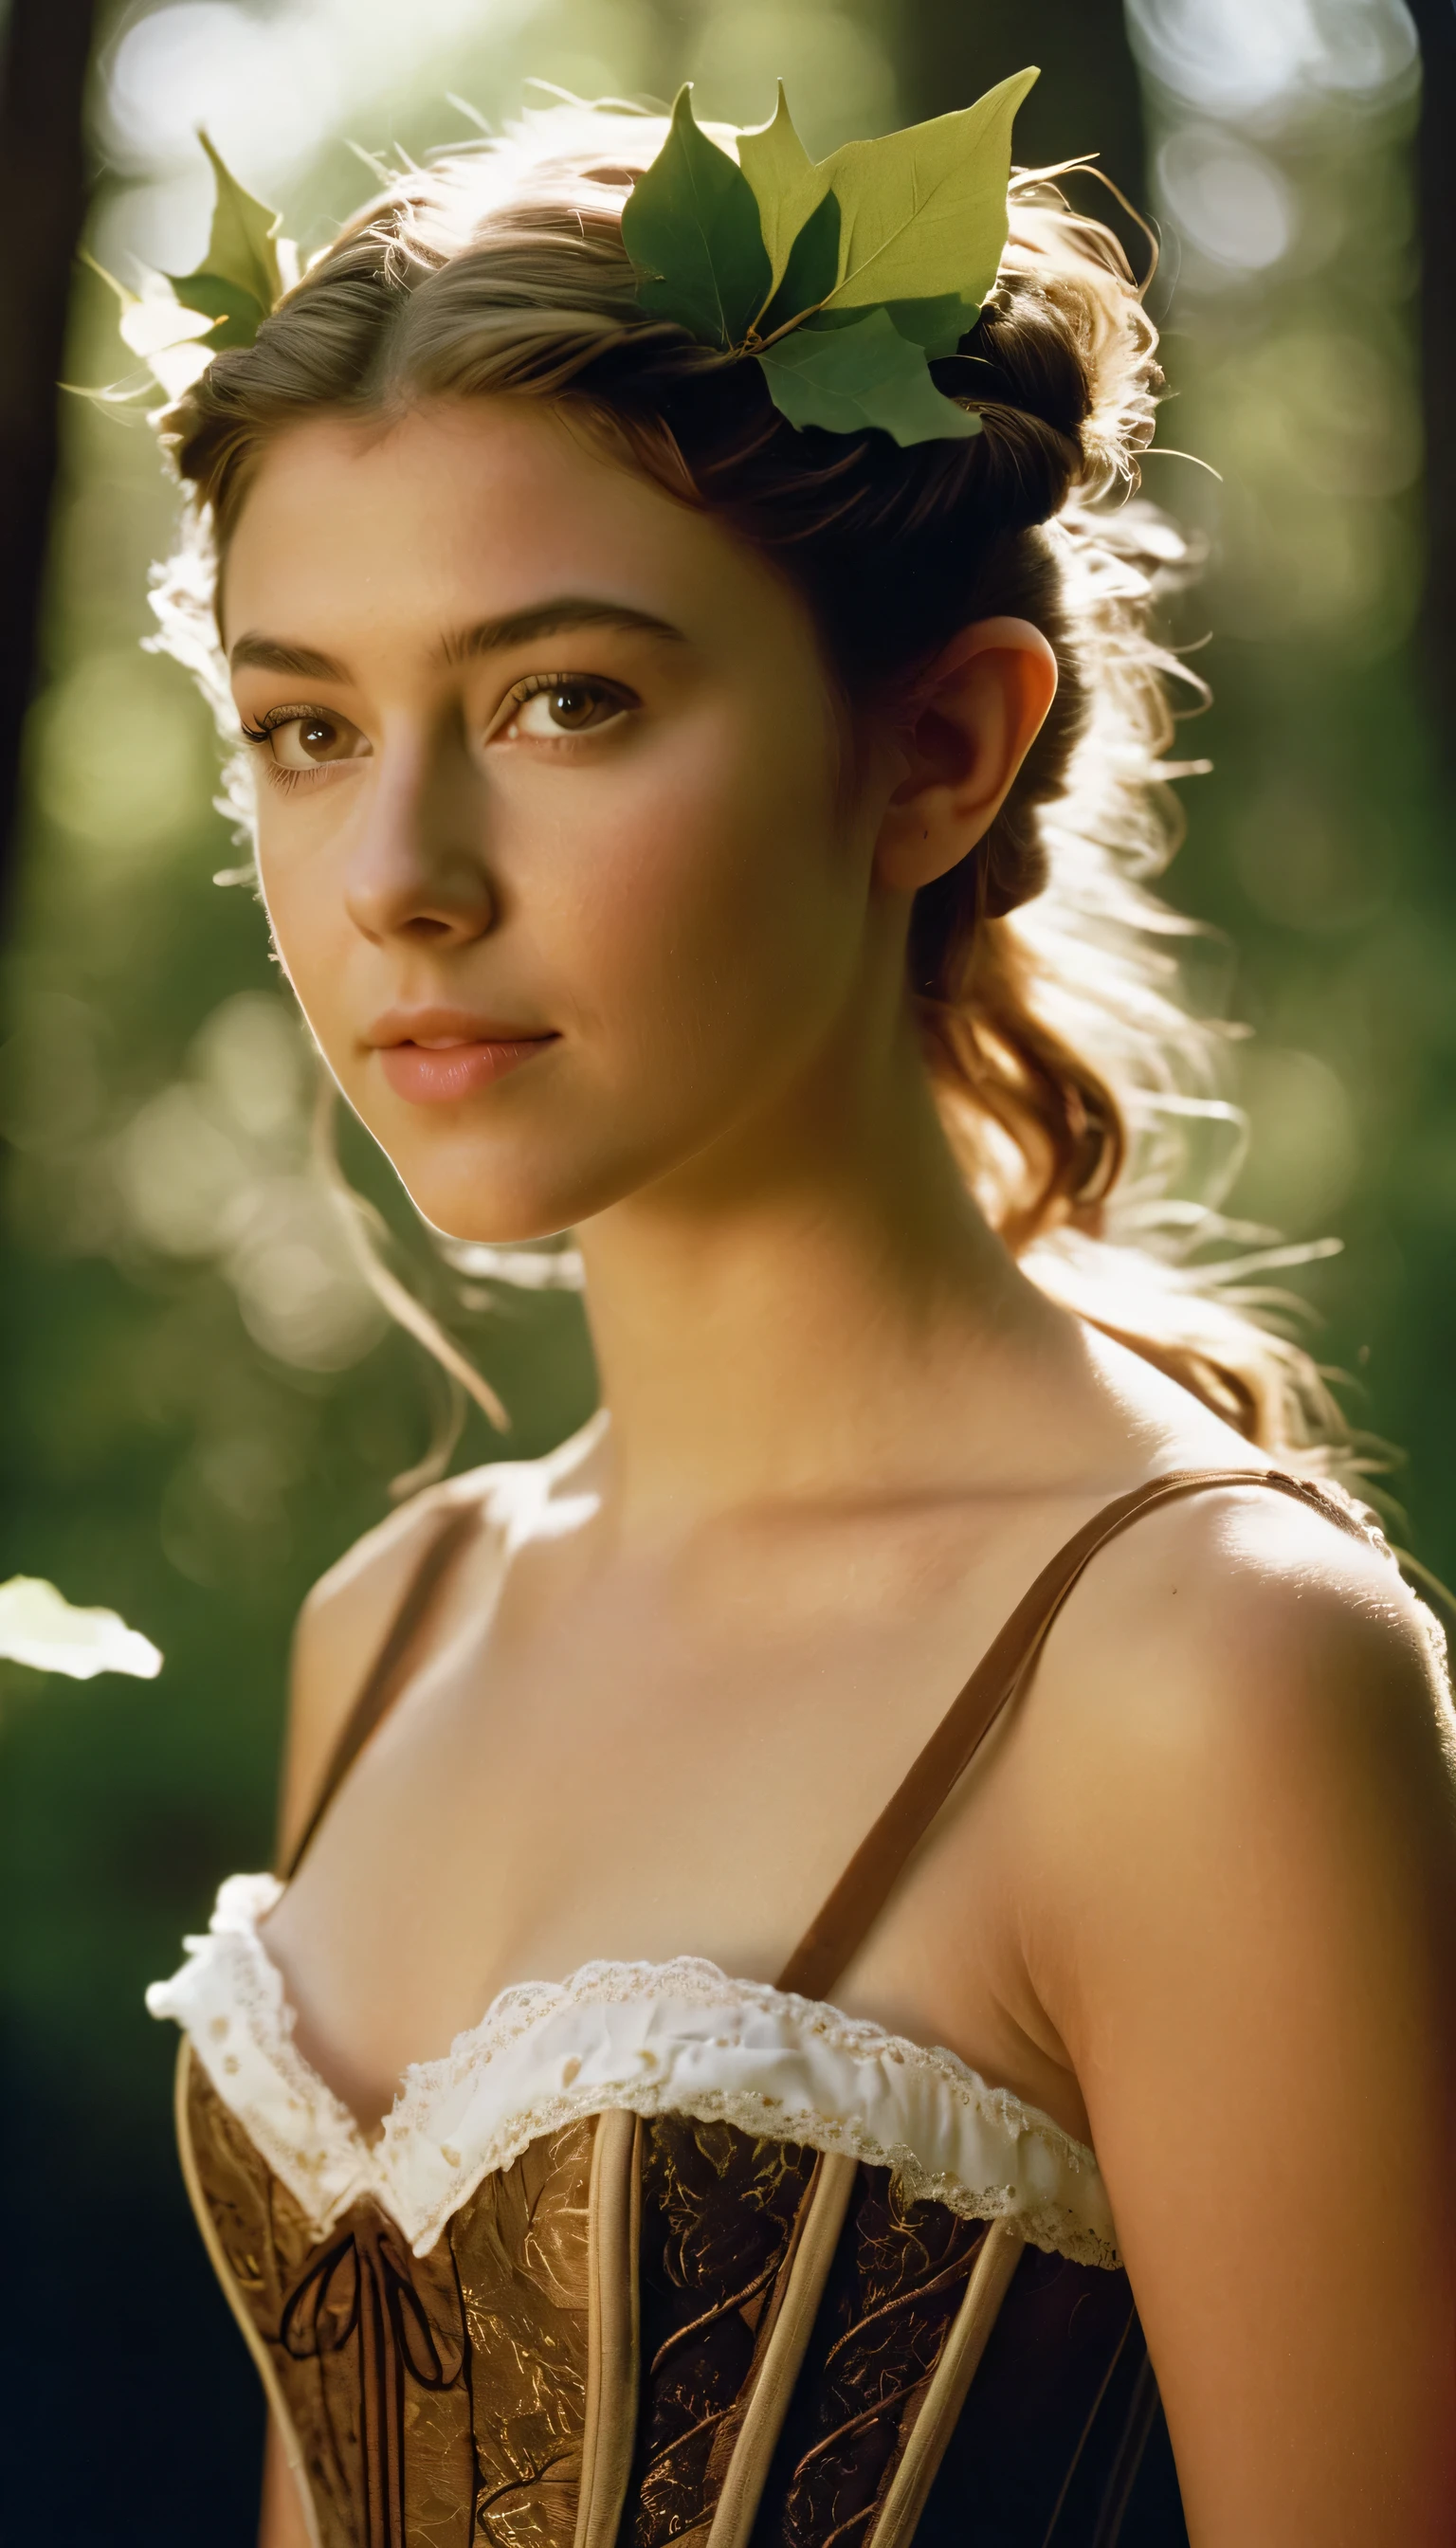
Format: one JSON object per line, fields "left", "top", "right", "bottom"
{"left": 873, "top": 615, "right": 1059, "bottom": 897}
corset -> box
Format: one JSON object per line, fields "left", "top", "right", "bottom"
{"left": 152, "top": 1884, "right": 1184, "bottom": 2548}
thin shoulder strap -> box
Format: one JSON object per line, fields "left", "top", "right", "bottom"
{"left": 774, "top": 1466, "right": 1370, "bottom": 2003}
{"left": 280, "top": 1502, "right": 482, "bottom": 1884}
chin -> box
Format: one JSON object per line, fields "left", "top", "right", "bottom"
{"left": 381, "top": 1137, "right": 641, "bottom": 1250}
{"left": 362, "top": 1088, "right": 737, "bottom": 1246}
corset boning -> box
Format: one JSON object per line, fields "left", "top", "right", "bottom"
{"left": 182, "top": 2060, "right": 1189, "bottom": 2548}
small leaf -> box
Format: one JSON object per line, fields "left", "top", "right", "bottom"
{"left": 755, "top": 304, "right": 980, "bottom": 446}
{"left": 77, "top": 251, "right": 218, "bottom": 399}
{"left": 194, "top": 129, "right": 285, "bottom": 306}
{"left": 759, "top": 191, "right": 841, "bottom": 336}
{"left": 164, "top": 130, "right": 291, "bottom": 349}
{"left": 820, "top": 66, "right": 1039, "bottom": 312}
{"left": 161, "top": 267, "right": 266, "bottom": 352}
{"left": 0, "top": 1577, "right": 162, "bottom": 1682}
{"left": 117, "top": 296, "right": 216, "bottom": 359}
{"left": 622, "top": 85, "right": 772, "bottom": 349}
{"left": 737, "top": 82, "right": 831, "bottom": 301}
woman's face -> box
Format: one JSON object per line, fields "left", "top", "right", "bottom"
{"left": 224, "top": 399, "right": 900, "bottom": 1243}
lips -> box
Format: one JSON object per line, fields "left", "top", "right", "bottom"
{"left": 367, "top": 1008, "right": 558, "bottom": 1105}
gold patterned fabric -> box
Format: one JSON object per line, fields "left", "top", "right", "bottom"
{"left": 185, "top": 2063, "right": 592, "bottom": 2548}
{"left": 181, "top": 2059, "right": 1187, "bottom": 2548}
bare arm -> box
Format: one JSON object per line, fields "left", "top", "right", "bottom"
{"left": 1030, "top": 1496, "right": 1456, "bottom": 2544}
{"left": 259, "top": 2418, "right": 313, "bottom": 2548}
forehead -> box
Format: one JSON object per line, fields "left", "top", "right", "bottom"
{"left": 221, "top": 398, "right": 798, "bottom": 661}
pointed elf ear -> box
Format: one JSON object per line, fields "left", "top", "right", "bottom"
{"left": 621, "top": 69, "right": 1039, "bottom": 446}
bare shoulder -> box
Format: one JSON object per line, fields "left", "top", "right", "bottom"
{"left": 277, "top": 1462, "right": 508, "bottom": 1863}
{"left": 1021, "top": 1475, "right": 1456, "bottom": 1958}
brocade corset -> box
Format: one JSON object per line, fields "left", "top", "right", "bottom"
{"left": 150, "top": 1878, "right": 1189, "bottom": 2548}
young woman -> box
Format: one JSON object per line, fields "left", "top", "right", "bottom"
{"left": 143, "top": 100, "right": 1456, "bottom": 2548}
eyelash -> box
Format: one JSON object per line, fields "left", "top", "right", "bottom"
{"left": 238, "top": 673, "right": 635, "bottom": 794}
{"left": 239, "top": 705, "right": 320, "bottom": 797}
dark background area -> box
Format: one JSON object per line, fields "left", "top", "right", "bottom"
{"left": 1, "top": 0, "right": 1445, "bottom": 2535}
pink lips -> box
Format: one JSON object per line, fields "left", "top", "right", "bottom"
{"left": 368, "top": 1009, "right": 558, "bottom": 1105}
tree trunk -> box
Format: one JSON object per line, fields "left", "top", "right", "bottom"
{"left": 1406, "top": 0, "right": 1456, "bottom": 755}
{"left": 0, "top": 0, "right": 97, "bottom": 935}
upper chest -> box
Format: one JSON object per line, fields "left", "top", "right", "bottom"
{"left": 264, "top": 1485, "right": 1111, "bottom": 2138}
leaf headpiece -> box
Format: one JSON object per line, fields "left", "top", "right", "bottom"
{"left": 622, "top": 69, "right": 1038, "bottom": 445}
{"left": 86, "top": 73, "right": 1037, "bottom": 446}
{"left": 85, "top": 131, "right": 296, "bottom": 401}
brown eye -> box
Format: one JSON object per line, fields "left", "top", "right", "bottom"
{"left": 549, "top": 685, "right": 600, "bottom": 729}
{"left": 266, "top": 711, "right": 368, "bottom": 771}
{"left": 511, "top": 679, "right": 629, "bottom": 738}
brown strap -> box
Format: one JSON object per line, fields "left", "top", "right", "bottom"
{"left": 280, "top": 1502, "right": 482, "bottom": 1883}
{"left": 774, "top": 1466, "right": 1370, "bottom": 2003}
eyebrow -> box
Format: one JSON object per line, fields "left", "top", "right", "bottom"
{"left": 228, "top": 598, "right": 687, "bottom": 682}
{"left": 228, "top": 634, "right": 346, "bottom": 679}
{"left": 435, "top": 598, "right": 688, "bottom": 665}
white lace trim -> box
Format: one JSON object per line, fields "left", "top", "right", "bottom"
{"left": 147, "top": 1873, "right": 1119, "bottom": 2269}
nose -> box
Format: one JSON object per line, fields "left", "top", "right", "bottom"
{"left": 344, "top": 722, "right": 495, "bottom": 949}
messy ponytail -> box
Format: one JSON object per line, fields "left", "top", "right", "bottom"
{"left": 152, "top": 101, "right": 1348, "bottom": 1473}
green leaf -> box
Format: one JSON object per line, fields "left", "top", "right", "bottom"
{"left": 883, "top": 291, "right": 982, "bottom": 357}
{"left": 165, "top": 130, "right": 286, "bottom": 345}
{"left": 758, "top": 191, "right": 841, "bottom": 336}
{"left": 819, "top": 66, "right": 1038, "bottom": 312}
{"left": 622, "top": 85, "right": 772, "bottom": 349}
{"left": 161, "top": 269, "right": 266, "bottom": 350}
{"left": 755, "top": 304, "right": 981, "bottom": 446}
{"left": 737, "top": 83, "right": 831, "bottom": 302}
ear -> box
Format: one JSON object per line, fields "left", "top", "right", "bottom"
{"left": 872, "top": 616, "right": 1059, "bottom": 895}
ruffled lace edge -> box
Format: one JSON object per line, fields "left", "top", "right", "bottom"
{"left": 146, "top": 1872, "right": 377, "bottom": 2222}
{"left": 147, "top": 1875, "right": 1119, "bottom": 2270}
{"left": 391, "top": 2074, "right": 1119, "bottom": 2268}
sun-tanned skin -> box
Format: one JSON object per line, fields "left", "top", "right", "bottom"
{"left": 228, "top": 400, "right": 1456, "bottom": 2548}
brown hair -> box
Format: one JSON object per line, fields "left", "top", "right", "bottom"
{"left": 151, "top": 101, "right": 1347, "bottom": 1469}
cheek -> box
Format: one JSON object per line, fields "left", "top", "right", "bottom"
{"left": 253, "top": 823, "right": 355, "bottom": 1046}
{"left": 547, "top": 697, "right": 861, "bottom": 1082}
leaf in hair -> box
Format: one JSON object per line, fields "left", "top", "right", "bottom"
{"left": 816, "top": 67, "right": 1038, "bottom": 313}
{"left": 165, "top": 131, "right": 291, "bottom": 349}
{"left": 79, "top": 248, "right": 219, "bottom": 399}
{"left": 737, "top": 84, "right": 832, "bottom": 305}
{"left": 757, "top": 191, "right": 842, "bottom": 337}
{"left": 755, "top": 305, "right": 981, "bottom": 446}
{"left": 622, "top": 86, "right": 772, "bottom": 350}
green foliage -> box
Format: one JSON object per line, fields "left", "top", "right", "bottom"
{"left": 759, "top": 191, "right": 841, "bottom": 337}
{"left": 626, "top": 73, "right": 1034, "bottom": 445}
{"left": 737, "top": 82, "right": 833, "bottom": 300}
{"left": 815, "top": 67, "right": 1039, "bottom": 311}
{"left": 165, "top": 130, "right": 289, "bottom": 346}
{"left": 755, "top": 305, "right": 980, "bottom": 445}
{"left": 621, "top": 84, "right": 772, "bottom": 349}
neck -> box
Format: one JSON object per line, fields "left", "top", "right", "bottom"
{"left": 574, "top": 1013, "right": 1083, "bottom": 1538}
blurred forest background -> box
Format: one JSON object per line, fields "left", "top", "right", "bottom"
{"left": 0, "top": 0, "right": 1449, "bottom": 2535}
